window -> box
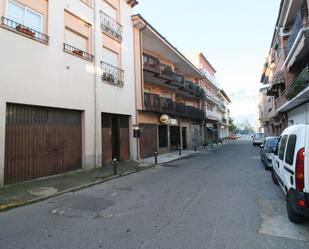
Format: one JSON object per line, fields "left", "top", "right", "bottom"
{"left": 161, "top": 92, "right": 172, "bottom": 99}
{"left": 158, "top": 125, "right": 168, "bottom": 148}
{"left": 65, "top": 29, "right": 87, "bottom": 51}
{"left": 102, "top": 0, "right": 117, "bottom": 20}
{"left": 278, "top": 135, "right": 288, "bottom": 160}
{"left": 7, "top": 0, "right": 42, "bottom": 32}
{"left": 102, "top": 47, "right": 118, "bottom": 67}
{"left": 285, "top": 135, "right": 297, "bottom": 165}
{"left": 186, "top": 101, "right": 194, "bottom": 107}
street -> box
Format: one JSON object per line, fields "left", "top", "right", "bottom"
{"left": 1, "top": 139, "right": 309, "bottom": 249}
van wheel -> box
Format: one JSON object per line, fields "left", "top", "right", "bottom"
{"left": 271, "top": 169, "right": 278, "bottom": 185}
{"left": 287, "top": 193, "right": 304, "bottom": 224}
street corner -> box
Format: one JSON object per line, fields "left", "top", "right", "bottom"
{"left": 257, "top": 198, "right": 309, "bottom": 241}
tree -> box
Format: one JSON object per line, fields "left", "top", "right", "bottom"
{"left": 229, "top": 117, "right": 237, "bottom": 134}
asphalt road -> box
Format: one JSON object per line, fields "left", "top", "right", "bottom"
{"left": 1, "top": 139, "right": 309, "bottom": 249}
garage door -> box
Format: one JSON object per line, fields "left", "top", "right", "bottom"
{"left": 140, "top": 124, "right": 157, "bottom": 159}
{"left": 4, "top": 104, "right": 82, "bottom": 185}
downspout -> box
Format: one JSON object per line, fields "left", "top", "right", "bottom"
{"left": 93, "top": 0, "right": 98, "bottom": 167}
{"left": 133, "top": 21, "right": 146, "bottom": 160}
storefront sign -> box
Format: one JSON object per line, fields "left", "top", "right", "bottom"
{"left": 170, "top": 118, "right": 178, "bottom": 125}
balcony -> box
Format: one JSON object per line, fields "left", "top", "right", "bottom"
{"left": 144, "top": 93, "right": 205, "bottom": 120}
{"left": 63, "top": 43, "right": 94, "bottom": 61}
{"left": 284, "top": 9, "right": 309, "bottom": 57}
{"left": 101, "top": 61, "right": 124, "bottom": 87}
{"left": 100, "top": 11, "right": 123, "bottom": 40}
{"left": 170, "top": 72, "right": 185, "bottom": 88}
{"left": 285, "top": 66, "right": 309, "bottom": 100}
{"left": 143, "top": 53, "right": 160, "bottom": 74}
{"left": 159, "top": 63, "right": 173, "bottom": 80}
{"left": 1, "top": 17, "right": 49, "bottom": 44}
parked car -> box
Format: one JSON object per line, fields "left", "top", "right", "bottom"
{"left": 252, "top": 132, "right": 265, "bottom": 146}
{"left": 260, "top": 136, "right": 279, "bottom": 170}
{"left": 271, "top": 124, "right": 309, "bottom": 223}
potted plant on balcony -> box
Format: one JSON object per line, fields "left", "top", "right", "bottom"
{"left": 16, "top": 24, "right": 35, "bottom": 37}
{"left": 73, "top": 49, "right": 83, "bottom": 57}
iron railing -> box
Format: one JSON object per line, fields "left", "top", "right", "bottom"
{"left": 285, "top": 9, "right": 309, "bottom": 56}
{"left": 143, "top": 53, "right": 160, "bottom": 73}
{"left": 285, "top": 66, "right": 309, "bottom": 100}
{"left": 63, "top": 43, "right": 94, "bottom": 61}
{"left": 159, "top": 63, "right": 173, "bottom": 80}
{"left": 144, "top": 93, "right": 205, "bottom": 120}
{"left": 1, "top": 16, "right": 49, "bottom": 43}
{"left": 101, "top": 61, "right": 124, "bottom": 87}
{"left": 100, "top": 11, "right": 123, "bottom": 40}
{"left": 171, "top": 72, "right": 185, "bottom": 88}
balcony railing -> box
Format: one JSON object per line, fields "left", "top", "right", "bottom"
{"left": 100, "top": 11, "right": 123, "bottom": 40}
{"left": 101, "top": 61, "right": 124, "bottom": 87}
{"left": 285, "top": 66, "right": 309, "bottom": 100}
{"left": 284, "top": 9, "right": 309, "bottom": 56}
{"left": 144, "top": 93, "right": 205, "bottom": 120}
{"left": 144, "top": 92, "right": 161, "bottom": 112}
{"left": 63, "top": 43, "right": 94, "bottom": 61}
{"left": 159, "top": 63, "right": 173, "bottom": 80}
{"left": 143, "top": 53, "right": 160, "bottom": 73}
{"left": 171, "top": 73, "right": 185, "bottom": 88}
{"left": 1, "top": 16, "right": 49, "bottom": 43}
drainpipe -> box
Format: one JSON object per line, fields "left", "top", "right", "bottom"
{"left": 133, "top": 21, "right": 146, "bottom": 160}
{"left": 93, "top": 0, "right": 98, "bottom": 167}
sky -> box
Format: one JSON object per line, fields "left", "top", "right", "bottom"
{"left": 134, "top": 0, "right": 281, "bottom": 125}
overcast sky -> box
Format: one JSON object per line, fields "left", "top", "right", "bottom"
{"left": 134, "top": 0, "right": 280, "bottom": 124}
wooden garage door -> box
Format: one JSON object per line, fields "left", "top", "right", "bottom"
{"left": 140, "top": 124, "right": 157, "bottom": 159}
{"left": 4, "top": 104, "right": 82, "bottom": 185}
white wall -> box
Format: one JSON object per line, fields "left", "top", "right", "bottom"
{"left": 287, "top": 102, "right": 309, "bottom": 125}
{"left": 0, "top": 0, "right": 137, "bottom": 185}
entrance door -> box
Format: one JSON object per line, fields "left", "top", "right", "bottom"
{"left": 170, "top": 126, "right": 180, "bottom": 151}
{"left": 4, "top": 104, "right": 82, "bottom": 185}
{"left": 102, "top": 113, "right": 130, "bottom": 164}
{"left": 140, "top": 124, "right": 157, "bottom": 159}
{"left": 182, "top": 127, "right": 187, "bottom": 150}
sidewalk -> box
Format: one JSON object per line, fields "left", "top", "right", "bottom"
{"left": 141, "top": 149, "right": 201, "bottom": 164}
{"left": 0, "top": 160, "right": 152, "bottom": 211}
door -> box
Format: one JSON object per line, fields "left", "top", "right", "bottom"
{"left": 4, "top": 104, "right": 82, "bottom": 185}
{"left": 170, "top": 126, "right": 180, "bottom": 151}
{"left": 182, "top": 127, "right": 187, "bottom": 150}
{"left": 283, "top": 134, "right": 297, "bottom": 191}
{"left": 102, "top": 113, "right": 130, "bottom": 163}
{"left": 276, "top": 135, "right": 288, "bottom": 188}
{"left": 140, "top": 124, "right": 157, "bottom": 159}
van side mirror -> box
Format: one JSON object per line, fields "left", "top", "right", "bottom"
{"left": 260, "top": 144, "right": 264, "bottom": 149}
{"left": 272, "top": 148, "right": 278, "bottom": 155}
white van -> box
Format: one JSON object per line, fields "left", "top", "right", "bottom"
{"left": 271, "top": 124, "right": 309, "bottom": 223}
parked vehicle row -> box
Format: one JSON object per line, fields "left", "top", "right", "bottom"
{"left": 257, "top": 125, "right": 309, "bottom": 224}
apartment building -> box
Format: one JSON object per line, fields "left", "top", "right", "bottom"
{"left": 260, "top": 0, "right": 309, "bottom": 134}
{"left": 187, "top": 52, "right": 231, "bottom": 142}
{"left": 132, "top": 15, "right": 206, "bottom": 159}
{"left": 0, "top": 0, "right": 138, "bottom": 185}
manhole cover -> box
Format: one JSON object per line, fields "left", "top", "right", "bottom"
{"left": 28, "top": 187, "right": 58, "bottom": 197}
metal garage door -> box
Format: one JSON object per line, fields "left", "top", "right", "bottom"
{"left": 4, "top": 104, "right": 82, "bottom": 185}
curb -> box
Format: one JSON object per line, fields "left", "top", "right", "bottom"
{"left": 0, "top": 165, "right": 155, "bottom": 212}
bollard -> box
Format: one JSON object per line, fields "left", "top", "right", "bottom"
{"left": 154, "top": 152, "right": 158, "bottom": 164}
{"left": 178, "top": 146, "right": 182, "bottom": 156}
{"left": 112, "top": 158, "right": 118, "bottom": 175}
{"left": 194, "top": 145, "right": 197, "bottom": 152}
{"left": 203, "top": 144, "right": 206, "bottom": 150}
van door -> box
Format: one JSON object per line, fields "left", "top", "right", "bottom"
{"left": 276, "top": 135, "right": 288, "bottom": 189}
{"left": 283, "top": 134, "right": 297, "bottom": 191}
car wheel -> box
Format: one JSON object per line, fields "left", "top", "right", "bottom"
{"left": 287, "top": 192, "right": 304, "bottom": 224}
{"left": 271, "top": 169, "right": 278, "bottom": 185}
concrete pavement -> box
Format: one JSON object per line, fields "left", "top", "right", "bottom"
{"left": 0, "top": 139, "right": 309, "bottom": 249}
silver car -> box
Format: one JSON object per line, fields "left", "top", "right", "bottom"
{"left": 252, "top": 132, "right": 265, "bottom": 146}
{"left": 260, "top": 136, "right": 279, "bottom": 170}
